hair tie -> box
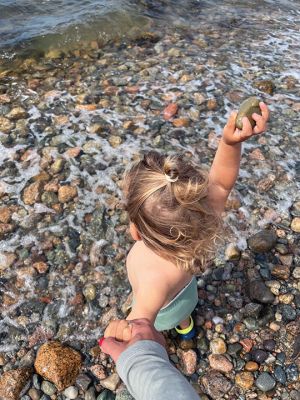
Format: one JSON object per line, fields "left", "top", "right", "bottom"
{"left": 165, "top": 174, "right": 179, "bottom": 183}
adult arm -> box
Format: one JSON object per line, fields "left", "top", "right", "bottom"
{"left": 116, "top": 340, "right": 199, "bottom": 400}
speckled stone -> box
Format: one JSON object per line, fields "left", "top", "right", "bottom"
{"left": 201, "top": 371, "right": 232, "bottom": 398}
{"left": 255, "top": 372, "right": 276, "bottom": 392}
{"left": 41, "top": 380, "right": 56, "bottom": 396}
{"left": 34, "top": 341, "right": 82, "bottom": 391}
{"left": 208, "top": 354, "right": 233, "bottom": 373}
{"left": 63, "top": 386, "right": 79, "bottom": 399}
{"left": 210, "top": 338, "right": 227, "bottom": 354}
{"left": 235, "top": 371, "right": 254, "bottom": 390}
{"left": 274, "top": 365, "right": 287, "bottom": 385}
{"left": 0, "top": 367, "right": 33, "bottom": 400}
{"left": 180, "top": 349, "right": 197, "bottom": 375}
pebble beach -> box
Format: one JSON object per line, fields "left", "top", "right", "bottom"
{"left": 0, "top": 1, "right": 300, "bottom": 399}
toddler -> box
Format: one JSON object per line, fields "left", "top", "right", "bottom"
{"left": 121, "top": 103, "right": 269, "bottom": 339}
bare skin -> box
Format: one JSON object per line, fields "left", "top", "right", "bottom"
{"left": 126, "top": 103, "right": 269, "bottom": 330}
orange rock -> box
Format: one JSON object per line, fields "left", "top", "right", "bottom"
{"left": 54, "top": 115, "right": 69, "bottom": 125}
{"left": 173, "top": 117, "right": 190, "bottom": 127}
{"left": 207, "top": 98, "right": 218, "bottom": 110}
{"left": 0, "top": 367, "right": 33, "bottom": 400}
{"left": 64, "top": 147, "right": 81, "bottom": 158}
{"left": 33, "top": 261, "right": 49, "bottom": 274}
{"left": 34, "top": 341, "right": 82, "bottom": 390}
{"left": 0, "top": 94, "right": 11, "bottom": 104}
{"left": 27, "top": 79, "right": 40, "bottom": 90}
{"left": 76, "top": 104, "right": 97, "bottom": 111}
{"left": 104, "top": 86, "right": 118, "bottom": 95}
{"left": 125, "top": 86, "right": 140, "bottom": 94}
{"left": 240, "top": 338, "right": 253, "bottom": 353}
{"left": 163, "top": 103, "right": 178, "bottom": 120}
{"left": 250, "top": 148, "right": 265, "bottom": 161}
{"left": 0, "top": 207, "right": 11, "bottom": 223}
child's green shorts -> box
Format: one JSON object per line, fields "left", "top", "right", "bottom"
{"left": 154, "top": 277, "right": 198, "bottom": 331}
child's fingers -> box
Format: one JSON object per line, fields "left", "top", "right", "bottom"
{"left": 115, "top": 320, "right": 132, "bottom": 341}
{"left": 240, "top": 117, "right": 253, "bottom": 138}
{"left": 259, "top": 102, "right": 269, "bottom": 121}
{"left": 104, "top": 320, "right": 120, "bottom": 338}
{"left": 225, "top": 111, "right": 238, "bottom": 131}
{"left": 252, "top": 113, "right": 266, "bottom": 133}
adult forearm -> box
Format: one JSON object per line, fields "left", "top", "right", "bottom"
{"left": 117, "top": 340, "right": 199, "bottom": 400}
{"left": 209, "top": 138, "right": 241, "bottom": 191}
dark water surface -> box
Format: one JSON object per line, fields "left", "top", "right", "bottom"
{"left": 0, "top": 0, "right": 299, "bottom": 60}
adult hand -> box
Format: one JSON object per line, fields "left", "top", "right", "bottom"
{"left": 223, "top": 102, "right": 269, "bottom": 145}
{"left": 99, "top": 318, "right": 166, "bottom": 362}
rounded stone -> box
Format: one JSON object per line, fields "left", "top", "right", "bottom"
{"left": 274, "top": 365, "right": 287, "bottom": 385}
{"left": 63, "top": 386, "right": 79, "bottom": 399}
{"left": 245, "top": 361, "right": 259, "bottom": 372}
{"left": 285, "top": 364, "right": 299, "bottom": 382}
{"left": 248, "top": 230, "right": 277, "bottom": 253}
{"left": 83, "top": 284, "right": 96, "bottom": 301}
{"left": 235, "top": 372, "right": 254, "bottom": 390}
{"left": 210, "top": 338, "right": 227, "bottom": 354}
{"left": 291, "top": 217, "right": 300, "bottom": 233}
{"left": 251, "top": 349, "right": 268, "bottom": 364}
{"left": 41, "top": 381, "right": 56, "bottom": 396}
{"left": 208, "top": 354, "right": 233, "bottom": 373}
{"left": 263, "top": 339, "right": 276, "bottom": 352}
{"left": 255, "top": 372, "right": 276, "bottom": 392}
{"left": 236, "top": 97, "right": 261, "bottom": 129}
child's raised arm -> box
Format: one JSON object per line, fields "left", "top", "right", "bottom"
{"left": 208, "top": 102, "right": 269, "bottom": 213}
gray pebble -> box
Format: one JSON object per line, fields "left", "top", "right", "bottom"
{"left": 41, "top": 380, "right": 56, "bottom": 396}
{"left": 85, "top": 386, "right": 96, "bottom": 400}
{"left": 274, "top": 365, "right": 287, "bottom": 385}
{"left": 63, "top": 386, "right": 79, "bottom": 399}
{"left": 255, "top": 372, "right": 276, "bottom": 392}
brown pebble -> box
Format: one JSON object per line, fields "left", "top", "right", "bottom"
{"left": 245, "top": 361, "right": 259, "bottom": 372}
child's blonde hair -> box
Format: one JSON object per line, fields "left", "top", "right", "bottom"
{"left": 123, "top": 151, "right": 221, "bottom": 273}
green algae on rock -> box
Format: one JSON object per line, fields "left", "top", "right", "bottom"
{"left": 235, "top": 97, "right": 262, "bottom": 130}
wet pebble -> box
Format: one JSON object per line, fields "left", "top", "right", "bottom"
{"left": 235, "top": 372, "right": 254, "bottom": 390}
{"left": 274, "top": 365, "right": 287, "bottom": 385}
{"left": 41, "top": 381, "right": 56, "bottom": 396}
{"left": 180, "top": 349, "right": 197, "bottom": 375}
{"left": 285, "top": 364, "right": 299, "bottom": 382}
{"left": 208, "top": 354, "right": 233, "bottom": 373}
{"left": 255, "top": 372, "right": 276, "bottom": 392}
{"left": 63, "top": 386, "right": 79, "bottom": 399}
{"left": 210, "top": 338, "right": 227, "bottom": 354}
{"left": 251, "top": 349, "right": 268, "bottom": 364}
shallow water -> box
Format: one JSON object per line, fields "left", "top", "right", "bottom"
{"left": 0, "top": 0, "right": 299, "bottom": 369}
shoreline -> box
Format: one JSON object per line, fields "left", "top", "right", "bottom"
{"left": 0, "top": 9, "right": 300, "bottom": 400}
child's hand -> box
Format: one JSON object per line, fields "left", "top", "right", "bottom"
{"left": 223, "top": 102, "right": 269, "bottom": 145}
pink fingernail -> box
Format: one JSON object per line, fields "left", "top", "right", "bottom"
{"left": 98, "top": 337, "right": 105, "bottom": 347}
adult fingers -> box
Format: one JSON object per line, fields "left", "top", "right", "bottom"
{"left": 100, "top": 337, "right": 125, "bottom": 362}
{"left": 259, "top": 102, "right": 269, "bottom": 121}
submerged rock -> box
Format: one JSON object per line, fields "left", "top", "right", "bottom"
{"left": 34, "top": 341, "right": 82, "bottom": 390}
{"left": 249, "top": 280, "right": 275, "bottom": 304}
{"left": 248, "top": 230, "right": 277, "bottom": 253}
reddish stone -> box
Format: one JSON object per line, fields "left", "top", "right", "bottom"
{"left": 163, "top": 103, "right": 178, "bottom": 120}
{"left": 240, "top": 338, "right": 253, "bottom": 353}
